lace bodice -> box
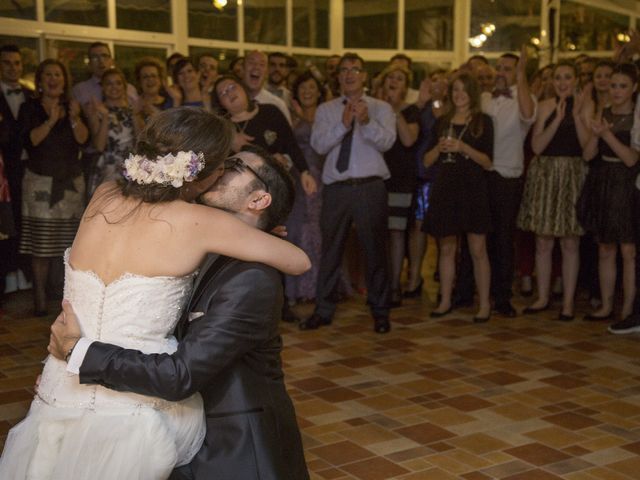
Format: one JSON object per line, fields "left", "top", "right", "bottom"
{"left": 37, "top": 249, "right": 196, "bottom": 410}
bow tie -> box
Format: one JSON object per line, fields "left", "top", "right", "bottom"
{"left": 492, "top": 88, "right": 512, "bottom": 99}
{"left": 5, "top": 88, "right": 22, "bottom": 96}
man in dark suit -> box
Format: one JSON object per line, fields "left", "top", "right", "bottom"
{"left": 48, "top": 147, "right": 309, "bottom": 480}
{"left": 0, "top": 44, "right": 32, "bottom": 294}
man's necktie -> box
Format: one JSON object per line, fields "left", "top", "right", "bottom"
{"left": 6, "top": 88, "right": 22, "bottom": 96}
{"left": 336, "top": 100, "right": 354, "bottom": 173}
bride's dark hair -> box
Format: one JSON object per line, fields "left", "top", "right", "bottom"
{"left": 87, "top": 107, "right": 233, "bottom": 222}
{"left": 120, "top": 107, "right": 233, "bottom": 203}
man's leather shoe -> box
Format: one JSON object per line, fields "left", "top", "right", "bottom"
{"left": 494, "top": 302, "right": 517, "bottom": 318}
{"left": 373, "top": 316, "right": 391, "bottom": 333}
{"left": 299, "top": 314, "right": 331, "bottom": 330}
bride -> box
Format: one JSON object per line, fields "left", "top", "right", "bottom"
{"left": 0, "top": 107, "right": 311, "bottom": 479}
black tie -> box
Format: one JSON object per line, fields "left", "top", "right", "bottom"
{"left": 336, "top": 100, "right": 354, "bottom": 173}
{"left": 6, "top": 88, "right": 21, "bottom": 96}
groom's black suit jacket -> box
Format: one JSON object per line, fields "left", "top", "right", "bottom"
{"left": 79, "top": 255, "right": 309, "bottom": 480}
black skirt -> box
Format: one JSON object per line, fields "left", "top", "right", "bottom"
{"left": 577, "top": 158, "right": 639, "bottom": 244}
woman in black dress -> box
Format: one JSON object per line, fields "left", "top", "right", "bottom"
{"left": 580, "top": 63, "right": 638, "bottom": 321}
{"left": 211, "top": 75, "right": 316, "bottom": 195}
{"left": 18, "top": 59, "right": 89, "bottom": 315}
{"left": 423, "top": 73, "right": 493, "bottom": 322}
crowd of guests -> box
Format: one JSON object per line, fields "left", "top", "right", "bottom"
{"left": 2, "top": 38, "right": 640, "bottom": 336}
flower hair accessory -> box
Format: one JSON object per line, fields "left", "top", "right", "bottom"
{"left": 123, "top": 151, "right": 205, "bottom": 188}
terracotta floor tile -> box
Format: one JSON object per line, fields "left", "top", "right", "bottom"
{"left": 478, "top": 371, "right": 527, "bottom": 386}
{"left": 450, "top": 432, "right": 510, "bottom": 454}
{"left": 502, "top": 469, "right": 565, "bottom": 480}
{"left": 542, "top": 412, "right": 602, "bottom": 430}
{"left": 505, "top": 442, "right": 571, "bottom": 466}
{"left": 314, "top": 387, "right": 365, "bottom": 403}
{"left": 395, "top": 422, "right": 456, "bottom": 444}
{"left": 341, "top": 457, "right": 410, "bottom": 480}
{"left": 293, "top": 377, "right": 340, "bottom": 392}
{"left": 440, "top": 394, "right": 495, "bottom": 412}
{"left": 310, "top": 440, "right": 375, "bottom": 466}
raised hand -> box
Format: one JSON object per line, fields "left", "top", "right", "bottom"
{"left": 342, "top": 100, "right": 355, "bottom": 128}
{"left": 554, "top": 98, "right": 566, "bottom": 123}
{"left": 517, "top": 44, "right": 528, "bottom": 82}
{"left": 353, "top": 99, "right": 369, "bottom": 125}
{"left": 300, "top": 171, "right": 318, "bottom": 196}
{"left": 291, "top": 99, "right": 304, "bottom": 120}
{"left": 166, "top": 84, "right": 183, "bottom": 106}
{"left": 231, "top": 131, "right": 255, "bottom": 152}
{"left": 69, "top": 99, "right": 81, "bottom": 120}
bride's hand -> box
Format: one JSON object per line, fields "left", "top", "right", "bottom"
{"left": 48, "top": 300, "right": 82, "bottom": 361}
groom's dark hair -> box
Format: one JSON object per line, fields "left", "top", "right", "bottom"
{"left": 240, "top": 145, "right": 295, "bottom": 231}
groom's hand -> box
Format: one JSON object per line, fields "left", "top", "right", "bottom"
{"left": 48, "top": 300, "right": 82, "bottom": 361}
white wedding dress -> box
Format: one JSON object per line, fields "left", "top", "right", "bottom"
{"left": 0, "top": 249, "right": 206, "bottom": 480}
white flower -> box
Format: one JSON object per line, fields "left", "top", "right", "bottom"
{"left": 123, "top": 151, "right": 205, "bottom": 188}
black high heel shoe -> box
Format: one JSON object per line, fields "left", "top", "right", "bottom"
{"left": 403, "top": 278, "right": 424, "bottom": 298}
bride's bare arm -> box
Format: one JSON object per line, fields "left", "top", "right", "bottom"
{"left": 189, "top": 205, "right": 311, "bottom": 275}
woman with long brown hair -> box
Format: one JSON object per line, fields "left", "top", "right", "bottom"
{"left": 423, "top": 72, "right": 494, "bottom": 322}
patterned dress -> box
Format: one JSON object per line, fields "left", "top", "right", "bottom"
{"left": 88, "top": 105, "right": 135, "bottom": 196}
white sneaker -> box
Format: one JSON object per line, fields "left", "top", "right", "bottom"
{"left": 17, "top": 269, "right": 32, "bottom": 290}
{"left": 609, "top": 315, "right": 640, "bottom": 334}
{"left": 4, "top": 272, "right": 17, "bottom": 294}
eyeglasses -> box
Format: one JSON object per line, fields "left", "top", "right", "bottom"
{"left": 89, "top": 53, "right": 111, "bottom": 62}
{"left": 218, "top": 82, "right": 238, "bottom": 98}
{"left": 339, "top": 66, "right": 363, "bottom": 75}
{"left": 224, "top": 157, "right": 269, "bottom": 192}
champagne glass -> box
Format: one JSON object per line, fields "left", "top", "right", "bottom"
{"left": 442, "top": 123, "right": 456, "bottom": 164}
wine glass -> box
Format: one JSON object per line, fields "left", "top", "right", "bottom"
{"left": 442, "top": 123, "right": 456, "bottom": 164}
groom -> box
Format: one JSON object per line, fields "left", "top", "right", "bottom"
{"left": 48, "top": 147, "right": 309, "bottom": 480}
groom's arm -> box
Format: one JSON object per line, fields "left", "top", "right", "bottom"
{"left": 78, "top": 263, "right": 280, "bottom": 401}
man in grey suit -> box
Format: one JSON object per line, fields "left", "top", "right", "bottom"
{"left": 49, "top": 147, "right": 309, "bottom": 480}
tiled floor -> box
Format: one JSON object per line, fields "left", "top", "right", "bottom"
{"left": 1, "top": 275, "right": 640, "bottom": 479}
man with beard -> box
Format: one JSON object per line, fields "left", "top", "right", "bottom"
{"left": 49, "top": 146, "right": 309, "bottom": 480}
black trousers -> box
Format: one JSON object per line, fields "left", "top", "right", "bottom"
{"left": 315, "top": 179, "right": 390, "bottom": 318}
{"left": 487, "top": 171, "right": 523, "bottom": 306}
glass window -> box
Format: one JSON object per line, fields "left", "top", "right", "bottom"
{"left": 188, "top": 0, "right": 238, "bottom": 41}
{"left": 117, "top": 0, "right": 171, "bottom": 33}
{"left": 44, "top": 39, "right": 95, "bottom": 87}
{"left": 470, "top": 0, "right": 540, "bottom": 53}
{"left": 244, "top": 0, "right": 286, "bottom": 45}
{"left": 114, "top": 45, "right": 168, "bottom": 86}
{"left": 44, "top": 0, "right": 108, "bottom": 27}
{"left": 560, "top": 1, "right": 629, "bottom": 52}
{"left": 188, "top": 46, "right": 239, "bottom": 76}
{"left": 0, "top": 0, "right": 35, "bottom": 20}
{"left": 344, "top": 0, "right": 397, "bottom": 50}
{"left": 293, "top": 0, "right": 329, "bottom": 48}
{"left": 0, "top": 36, "right": 38, "bottom": 89}
{"left": 404, "top": 0, "right": 454, "bottom": 51}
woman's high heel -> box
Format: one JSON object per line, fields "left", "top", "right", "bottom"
{"left": 403, "top": 278, "right": 424, "bottom": 298}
